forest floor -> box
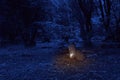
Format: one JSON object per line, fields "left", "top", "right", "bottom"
{"left": 0, "top": 41, "right": 120, "bottom": 80}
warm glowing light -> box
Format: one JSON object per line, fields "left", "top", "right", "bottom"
{"left": 69, "top": 52, "right": 75, "bottom": 58}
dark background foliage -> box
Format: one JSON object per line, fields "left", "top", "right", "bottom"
{"left": 0, "top": 0, "right": 120, "bottom": 47}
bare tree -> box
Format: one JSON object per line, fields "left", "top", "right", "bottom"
{"left": 111, "top": 0, "right": 120, "bottom": 42}
{"left": 98, "top": 0, "right": 120, "bottom": 42}
{"left": 70, "top": 0, "right": 94, "bottom": 46}
{"left": 99, "top": 0, "right": 113, "bottom": 40}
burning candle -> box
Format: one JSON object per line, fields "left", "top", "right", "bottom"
{"left": 68, "top": 44, "right": 76, "bottom": 59}
{"left": 69, "top": 52, "right": 75, "bottom": 58}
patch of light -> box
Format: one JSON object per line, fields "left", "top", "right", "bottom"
{"left": 69, "top": 52, "right": 75, "bottom": 59}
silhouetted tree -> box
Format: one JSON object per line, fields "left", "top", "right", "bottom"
{"left": 99, "top": 0, "right": 113, "bottom": 40}
{"left": 98, "top": 0, "right": 120, "bottom": 42}
{"left": 70, "top": 0, "right": 94, "bottom": 46}
{"left": 111, "top": 0, "right": 120, "bottom": 42}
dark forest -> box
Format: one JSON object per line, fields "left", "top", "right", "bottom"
{"left": 0, "top": 0, "right": 120, "bottom": 80}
